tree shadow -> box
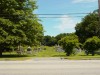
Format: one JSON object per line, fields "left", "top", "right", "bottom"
{"left": 79, "top": 55, "right": 89, "bottom": 56}
{"left": 79, "top": 53, "right": 100, "bottom": 56}
{"left": 0, "top": 54, "right": 29, "bottom": 58}
{"left": 52, "top": 55, "right": 66, "bottom": 57}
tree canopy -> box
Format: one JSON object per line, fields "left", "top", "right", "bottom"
{"left": 55, "top": 33, "right": 67, "bottom": 44}
{"left": 0, "top": 0, "right": 44, "bottom": 55}
{"left": 84, "top": 36, "right": 100, "bottom": 56}
{"left": 75, "top": 11, "right": 100, "bottom": 43}
{"left": 42, "top": 35, "right": 56, "bottom": 46}
{"left": 58, "top": 34, "right": 79, "bottom": 56}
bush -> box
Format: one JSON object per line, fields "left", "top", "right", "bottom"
{"left": 84, "top": 36, "right": 100, "bottom": 56}
{"left": 59, "top": 35, "right": 79, "bottom": 56}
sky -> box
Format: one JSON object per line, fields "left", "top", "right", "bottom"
{"left": 34, "top": 0, "right": 98, "bottom": 36}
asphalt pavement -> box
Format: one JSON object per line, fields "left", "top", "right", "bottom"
{"left": 0, "top": 58, "right": 100, "bottom": 75}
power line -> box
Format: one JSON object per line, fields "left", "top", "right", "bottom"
{"left": 37, "top": 16, "right": 84, "bottom": 18}
{"left": 0, "top": 16, "right": 84, "bottom": 19}
{"left": 0, "top": 16, "right": 85, "bottom": 18}
{"left": 36, "top": 13, "right": 88, "bottom": 18}
{"left": 0, "top": 13, "right": 88, "bottom": 18}
{"left": 98, "top": 0, "right": 100, "bottom": 19}
{"left": 36, "top": 13, "right": 89, "bottom": 15}
{"left": 0, "top": 13, "right": 90, "bottom": 15}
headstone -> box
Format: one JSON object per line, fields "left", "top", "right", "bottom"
{"left": 27, "top": 46, "right": 32, "bottom": 54}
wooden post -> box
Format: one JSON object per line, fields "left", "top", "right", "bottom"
{"left": 98, "top": 0, "right": 100, "bottom": 18}
{"left": 98, "top": 0, "right": 100, "bottom": 37}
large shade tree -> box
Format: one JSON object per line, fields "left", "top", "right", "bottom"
{"left": 75, "top": 11, "right": 100, "bottom": 43}
{"left": 0, "top": 0, "right": 44, "bottom": 56}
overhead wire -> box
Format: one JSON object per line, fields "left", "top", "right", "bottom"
{"left": 0, "top": 13, "right": 89, "bottom": 18}
{"left": 36, "top": 13, "right": 89, "bottom": 15}
{"left": 36, "top": 16, "right": 84, "bottom": 18}
{"left": 36, "top": 13, "right": 89, "bottom": 18}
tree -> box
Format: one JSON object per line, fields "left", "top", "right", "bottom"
{"left": 83, "top": 36, "right": 100, "bottom": 56}
{"left": 42, "top": 35, "right": 56, "bottom": 46}
{"left": 55, "top": 33, "right": 75, "bottom": 44}
{"left": 55, "top": 33, "right": 67, "bottom": 44}
{"left": 0, "top": 0, "right": 44, "bottom": 56}
{"left": 59, "top": 34, "right": 79, "bottom": 56}
{"left": 75, "top": 11, "right": 100, "bottom": 43}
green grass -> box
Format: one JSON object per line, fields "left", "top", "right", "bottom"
{"left": 64, "top": 55, "right": 100, "bottom": 60}
{"left": 34, "top": 46, "right": 66, "bottom": 57}
{"left": 0, "top": 52, "right": 33, "bottom": 61}
{"left": 0, "top": 46, "right": 100, "bottom": 60}
{"left": 31, "top": 46, "right": 100, "bottom": 60}
{"left": 64, "top": 51, "right": 100, "bottom": 60}
{"left": 0, "top": 55, "right": 33, "bottom": 61}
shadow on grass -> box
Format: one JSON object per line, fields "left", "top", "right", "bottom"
{"left": 52, "top": 55, "right": 66, "bottom": 57}
{"left": 79, "top": 54, "right": 100, "bottom": 56}
{"left": 79, "top": 55, "right": 91, "bottom": 56}
{"left": 0, "top": 54, "right": 29, "bottom": 58}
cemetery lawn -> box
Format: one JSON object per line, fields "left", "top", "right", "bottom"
{"left": 34, "top": 46, "right": 66, "bottom": 57}
{"left": 64, "top": 55, "right": 100, "bottom": 60}
{"left": 0, "top": 55, "right": 33, "bottom": 61}
{"left": 0, "top": 46, "right": 100, "bottom": 60}
{"left": 0, "top": 46, "right": 66, "bottom": 61}
{"left": 34, "top": 46, "right": 100, "bottom": 60}
{"left": 0, "top": 52, "right": 33, "bottom": 61}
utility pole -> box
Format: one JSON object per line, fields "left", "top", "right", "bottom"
{"left": 98, "top": 0, "right": 100, "bottom": 37}
{"left": 98, "top": 0, "right": 100, "bottom": 17}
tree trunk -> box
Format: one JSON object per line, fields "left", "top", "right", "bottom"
{"left": 92, "top": 51, "right": 95, "bottom": 56}
{"left": 66, "top": 53, "right": 70, "bottom": 56}
{"left": 0, "top": 50, "right": 2, "bottom": 56}
{"left": 86, "top": 51, "right": 89, "bottom": 55}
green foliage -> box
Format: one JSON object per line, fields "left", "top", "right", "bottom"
{"left": 75, "top": 11, "right": 100, "bottom": 43}
{"left": 84, "top": 36, "right": 100, "bottom": 56}
{"left": 42, "top": 35, "right": 56, "bottom": 46}
{"left": 41, "top": 33, "right": 76, "bottom": 46}
{"left": 0, "top": 0, "right": 44, "bottom": 55}
{"left": 55, "top": 33, "right": 75, "bottom": 44}
{"left": 59, "top": 34, "right": 79, "bottom": 56}
{"left": 55, "top": 33, "right": 67, "bottom": 44}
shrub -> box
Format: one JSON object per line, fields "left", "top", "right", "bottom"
{"left": 59, "top": 35, "right": 79, "bottom": 56}
{"left": 84, "top": 36, "right": 100, "bottom": 56}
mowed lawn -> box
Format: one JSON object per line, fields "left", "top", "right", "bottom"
{"left": 0, "top": 46, "right": 100, "bottom": 60}
{"left": 0, "top": 46, "right": 66, "bottom": 60}
{"left": 34, "top": 46, "right": 66, "bottom": 57}
{"left": 35, "top": 46, "right": 100, "bottom": 60}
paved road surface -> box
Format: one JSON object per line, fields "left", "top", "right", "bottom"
{"left": 0, "top": 58, "right": 100, "bottom": 75}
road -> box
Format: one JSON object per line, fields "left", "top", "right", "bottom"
{"left": 0, "top": 58, "right": 100, "bottom": 75}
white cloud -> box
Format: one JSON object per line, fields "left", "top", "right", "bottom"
{"left": 54, "top": 15, "right": 77, "bottom": 33}
{"left": 72, "top": 0, "right": 97, "bottom": 3}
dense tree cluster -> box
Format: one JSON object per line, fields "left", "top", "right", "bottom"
{"left": 41, "top": 33, "right": 75, "bottom": 46}
{"left": 75, "top": 10, "right": 100, "bottom": 55}
{"left": 42, "top": 35, "right": 56, "bottom": 46}
{"left": 0, "top": 0, "right": 44, "bottom": 55}
{"left": 75, "top": 11, "right": 100, "bottom": 43}
{"left": 57, "top": 10, "right": 100, "bottom": 56}
{"left": 55, "top": 33, "right": 67, "bottom": 44}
